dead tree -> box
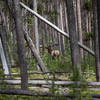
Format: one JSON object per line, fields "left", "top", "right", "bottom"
{"left": 24, "top": 31, "right": 48, "bottom": 72}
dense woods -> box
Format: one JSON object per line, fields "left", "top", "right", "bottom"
{"left": 0, "top": 0, "right": 100, "bottom": 99}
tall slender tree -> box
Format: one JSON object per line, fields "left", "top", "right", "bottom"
{"left": 13, "top": 0, "right": 28, "bottom": 89}
{"left": 0, "top": 5, "right": 11, "bottom": 74}
{"left": 66, "top": 0, "right": 81, "bottom": 74}
{"left": 33, "top": 0, "right": 39, "bottom": 53}
{"left": 60, "top": 0, "right": 65, "bottom": 54}
{"left": 33, "top": 0, "right": 41, "bottom": 72}
{"left": 76, "top": 0, "right": 83, "bottom": 58}
{"left": 92, "top": 0, "right": 100, "bottom": 81}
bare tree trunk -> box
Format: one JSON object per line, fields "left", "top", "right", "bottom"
{"left": 76, "top": 0, "right": 83, "bottom": 59}
{"left": 60, "top": 1, "right": 65, "bottom": 54}
{"left": 33, "top": 0, "right": 41, "bottom": 72}
{"left": 10, "top": 15, "right": 17, "bottom": 66}
{"left": 24, "top": 31, "right": 48, "bottom": 72}
{"left": 66, "top": 0, "right": 81, "bottom": 74}
{"left": 13, "top": 0, "right": 28, "bottom": 89}
{"left": 57, "top": 0, "right": 62, "bottom": 53}
{"left": 64, "top": 3, "right": 69, "bottom": 34}
{"left": 0, "top": 38, "right": 9, "bottom": 75}
{"left": 4, "top": 0, "right": 17, "bottom": 66}
{"left": 92, "top": 0, "right": 100, "bottom": 81}
{"left": 41, "top": 21, "right": 45, "bottom": 54}
{"left": 88, "top": 12, "right": 92, "bottom": 48}
{"left": 33, "top": 0, "right": 39, "bottom": 53}
{"left": 0, "top": 6, "right": 11, "bottom": 74}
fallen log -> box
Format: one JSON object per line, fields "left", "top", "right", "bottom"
{"left": 0, "top": 89, "right": 49, "bottom": 96}
{"left": 2, "top": 71, "right": 95, "bottom": 77}
{"left": 42, "top": 85, "right": 100, "bottom": 91}
{"left": 0, "top": 88, "right": 100, "bottom": 98}
{"left": 0, "top": 80, "right": 100, "bottom": 87}
{"left": 0, "top": 89, "right": 73, "bottom": 97}
{"left": 24, "top": 30, "right": 48, "bottom": 72}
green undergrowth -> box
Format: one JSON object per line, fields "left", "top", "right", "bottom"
{"left": 42, "top": 50, "right": 72, "bottom": 71}
{"left": 0, "top": 44, "right": 97, "bottom": 100}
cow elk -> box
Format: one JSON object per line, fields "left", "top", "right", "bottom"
{"left": 46, "top": 45, "right": 60, "bottom": 58}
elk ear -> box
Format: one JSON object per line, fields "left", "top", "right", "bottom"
{"left": 48, "top": 45, "right": 51, "bottom": 48}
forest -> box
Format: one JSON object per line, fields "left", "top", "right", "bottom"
{"left": 0, "top": 0, "right": 100, "bottom": 100}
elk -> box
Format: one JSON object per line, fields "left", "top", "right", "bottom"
{"left": 46, "top": 45, "right": 60, "bottom": 58}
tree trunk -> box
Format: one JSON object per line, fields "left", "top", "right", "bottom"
{"left": 57, "top": 0, "right": 62, "bottom": 53}
{"left": 33, "top": 0, "right": 39, "bottom": 53}
{"left": 60, "top": 1, "right": 65, "bottom": 54}
{"left": 92, "top": 0, "right": 100, "bottom": 81}
{"left": 66, "top": 0, "right": 81, "bottom": 74}
{"left": 13, "top": 0, "right": 28, "bottom": 89}
{"left": 24, "top": 31, "right": 48, "bottom": 72}
{"left": 0, "top": 38, "right": 9, "bottom": 75}
{"left": 33, "top": 0, "right": 41, "bottom": 72}
{"left": 76, "top": 0, "right": 83, "bottom": 59}
{"left": 0, "top": 6, "right": 11, "bottom": 74}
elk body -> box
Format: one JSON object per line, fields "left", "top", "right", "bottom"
{"left": 46, "top": 45, "right": 60, "bottom": 58}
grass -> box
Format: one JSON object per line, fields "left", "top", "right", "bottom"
{"left": 0, "top": 46, "right": 97, "bottom": 100}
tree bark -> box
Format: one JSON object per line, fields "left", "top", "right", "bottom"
{"left": 33, "top": 0, "right": 39, "bottom": 53}
{"left": 24, "top": 31, "right": 48, "bottom": 72}
{"left": 33, "top": 0, "right": 41, "bottom": 72}
{"left": 0, "top": 38, "right": 9, "bottom": 75}
{"left": 92, "top": 0, "right": 100, "bottom": 81}
{"left": 76, "top": 0, "right": 83, "bottom": 58}
{"left": 13, "top": 0, "right": 28, "bottom": 89}
{"left": 0, "top": 89, "right": 100, "bottom": 98}
{"left": 97, "top": 0, "right": 100, "bottom": 59}
{"left": 66, "top": 0, "right": 81, "bottom": 74}
{"left": 57, "top": 0, "right": 62, "bottom": 53}
{"left": 60, "top": 1, "right": 65, "bottom": 54}
{"left": 0, "top": 6, "right": 11, "bottom": 74}
{"left": 1, "top": 79, "right": 100, "bottom": 87}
